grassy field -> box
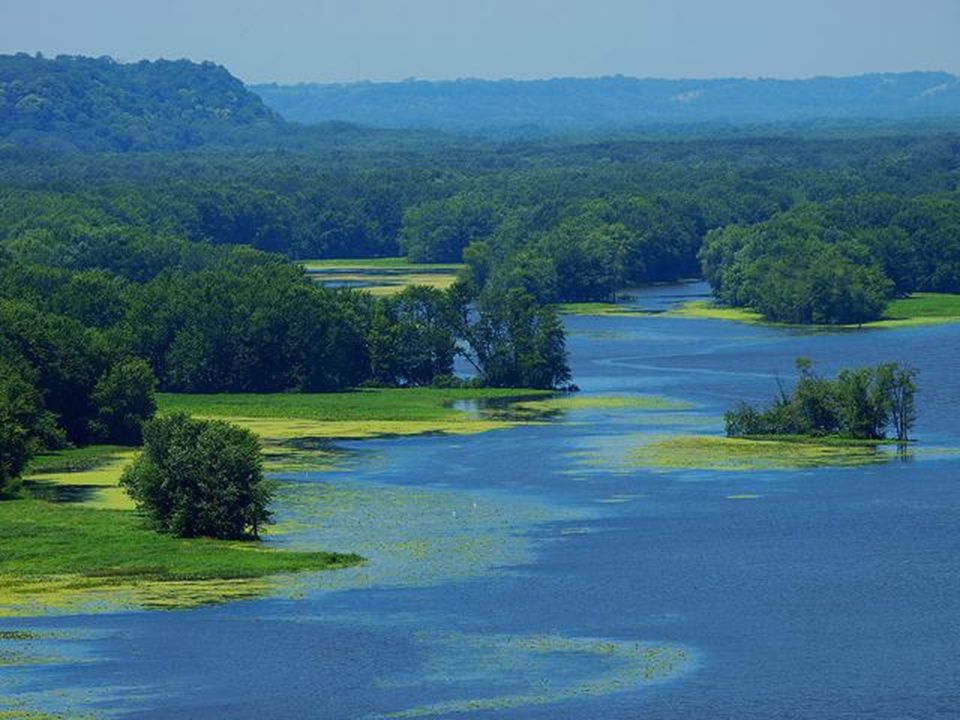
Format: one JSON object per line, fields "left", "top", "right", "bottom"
{"left": 24, "top": 388, "right": 548, "bottom": 506}
{"left": 0, "top": 497, "right": 360, "bottom": 617}
{"left": 301, "top": 257, "right": 464, "bottom": 296}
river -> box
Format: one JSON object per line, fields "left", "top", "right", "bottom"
{"left": 5, "top": 283, "right": 959, "bottom": 719}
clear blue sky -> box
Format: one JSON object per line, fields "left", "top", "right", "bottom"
{"left": 3, "top": 0, "right": 959, "bottom": 84}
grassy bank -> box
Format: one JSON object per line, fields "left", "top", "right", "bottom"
{"left": 158, "top": 387, "right": 548, "bottom": 469}
{"left": 0, "top": 498, "right": 360, "bottom": 617}
{"left": 301, "top": 257, "right": 464, "bottom": 296}
{"left": 24, "top": 388, "right": 548, "bottom": 506}
{"left": 669, "top": 293, "right": 960, "bottom": 329}
{"left": 557, "top": 292, "right": 960, "bottom": 329}
{"left": 7, "top": 387, "right": 546, "bottom": 616}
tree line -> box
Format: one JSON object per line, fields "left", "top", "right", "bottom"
{"left": 700, "top": 193, "right": 960, "bottom": 324}
{"left": 0, "top": 227, "right": 569, "bottom": 496}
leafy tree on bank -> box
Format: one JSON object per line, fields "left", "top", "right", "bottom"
{"left": 121, "top": 413, "right": 270, "bottom": 539}
{"left": 368, "top": 286, "right": 456, "bottom": 386}
{"left": 450, "top": 284, "right": 571, "bottom": 389}
{"left": 0, "top": 364, "right": 58, "bottom": 494}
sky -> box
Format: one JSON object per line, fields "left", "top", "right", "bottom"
{"left": 2, "top": 0, "right": 959, "bottom": 84}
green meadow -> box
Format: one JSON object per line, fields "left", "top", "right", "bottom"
{"left": 300, "top": 258, "right": 464, "bottom": 296}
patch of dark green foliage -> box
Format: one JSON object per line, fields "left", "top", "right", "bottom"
{"left": 725, "top": 358, "right": 917, "bottom": 442}
{"left": 121, "top": 413, "right": 270, "bottom": 540}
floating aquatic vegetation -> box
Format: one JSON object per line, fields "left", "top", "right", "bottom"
{"left": 566, "top": 432, "right": 905, "bottom": 473}
{"left": 272, "top": 479, "right": 588, "bottom": 592}
{"left": 371, "top": 632, "right": 691, "bottom": 718}
{"left": 24, "top": 449, "right": 139, "bottom": 510}
{"left": 629, "top": 435, "right": 898, "bottom": 471}
{"left": 511, "top": 394, "right": 693, "bottom": 414}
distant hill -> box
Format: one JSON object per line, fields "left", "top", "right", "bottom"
{"left": 0, "top": 54, "right": 283, "bottom": 151}
{"left": 253, "top": 73, "right": 960, "bottom": 132}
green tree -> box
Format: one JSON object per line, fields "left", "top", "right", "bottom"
{"left": 0, "top": 365, "right": 60, "bottom": 495}
{"left": 451, "top": 284, "right": 571, "bottom": 389}
{"left": 90, "top": 358, "right": 157, "bottom": 445}
{"left": 368, "top": 286, "right": 455, "bottom": 386}
{"left": 121, "top": 413, "right": 270, "bottom": 539}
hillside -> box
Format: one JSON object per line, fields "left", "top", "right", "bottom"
{"left": 0, "top": 53, "right": 283, "bottom": 151}
{"left": 253, "top": 72, "right": 960, "bottom": 132}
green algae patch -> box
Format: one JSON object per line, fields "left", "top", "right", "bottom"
{"left": 24, "top": 446, "right": 138, "bottom": 510}
{"left": 629, "top": 435, "right": 897, "bottom": 471}
{"left": 555, "top": 302, "right": 655, "bottom": 317}
{"left": 0, "top": 499, "right": 361, "bottom": 617}
{"left": 511, "top": 394, "right": 693, "bottom": 415}
{"left": 374, "top": 633, "right": 691, "bottom": 718}
{"left": 301, "top": 258, "right": 464, "bottom": 296}
{"left": 272, "top": 480, "right": 586, "bottom": 592}
{"left": 158, "top": 388, "right": 547, "bottom": 471}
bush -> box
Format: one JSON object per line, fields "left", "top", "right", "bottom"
{"left": 121, "top": 413, "right": 271, "bottom": 539}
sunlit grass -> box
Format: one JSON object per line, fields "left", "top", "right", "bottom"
{"left": 0, "top": 499, "right": 360, "bottom": 617}
{"left": 667, "top": 293, "right": 960, "bottom": 329}
{"left": 25, "top": 447, "right": 139, "bottom": 510}
{"left": 300, "top": 257, "right": 464, "bottom": 296}
{"left": 511, "top": 394, "right": 693, "bottom": 413}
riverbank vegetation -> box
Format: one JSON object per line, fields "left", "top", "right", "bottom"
{"left": 0, "top": 497, "right": 360, "bottom": 616}
{"left": 726, "top": 359, "right": 917, "bottom": 442}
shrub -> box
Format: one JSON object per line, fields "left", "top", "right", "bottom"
{"left": 121, "top": 413, "right": 270, "bottom": 539}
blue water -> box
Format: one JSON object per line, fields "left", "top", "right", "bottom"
{"left": 5, "top": 284, "right": 960, "bottom": 719}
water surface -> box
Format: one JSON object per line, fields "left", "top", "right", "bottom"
{"left": 5, "top": 282, "right": 959, "bottom": 719}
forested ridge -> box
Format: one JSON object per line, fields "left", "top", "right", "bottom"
{"left": 253, "top": 72, "right": 960, "bottom": 131}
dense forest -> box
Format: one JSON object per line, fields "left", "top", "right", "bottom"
{"left": 253, "top": 72, "right": 960, "bottom": 132}
{"left": 1, "top": 125, "right": 958, "bottom": 319}
{"left": 0, "top": 53, "right": 284, "bottom": 151}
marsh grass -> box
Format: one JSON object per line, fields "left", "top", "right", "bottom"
{"left": 511, "top": 394, "right": 693, "bottom": 414}
{"left": 668, "top": 294, "right": 960, "bottom": 329}
{"left": 555, "top": 302, "right": 656, "bottom": 317}
{"left": 301, "top": 258, "right": 464, "bottom": 295}
{"left": 629, "top": 434, "right": 897, "bottom": 471}
{"left": 0, "top": 499, "right": 360, "bottom": 617}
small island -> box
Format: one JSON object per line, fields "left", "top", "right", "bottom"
{"left": 725, "top": 358, "right": 916, "bottom": 444}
